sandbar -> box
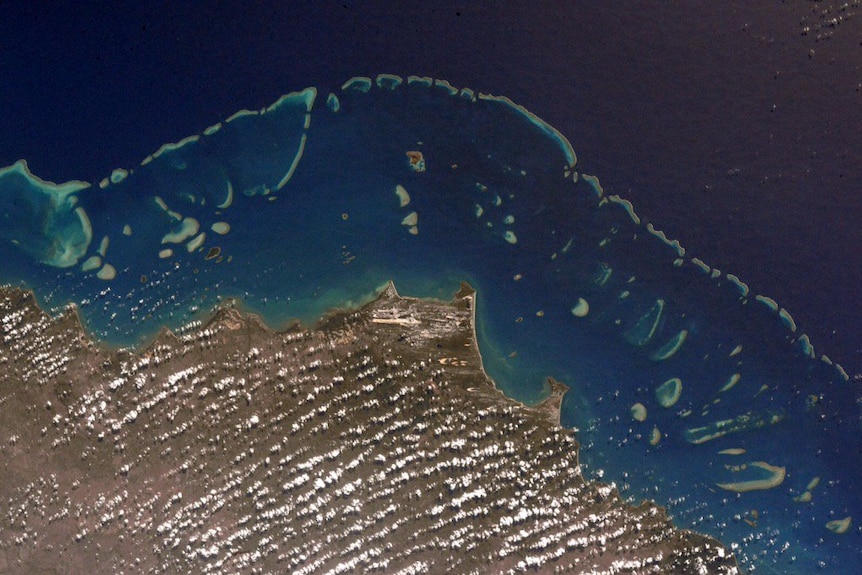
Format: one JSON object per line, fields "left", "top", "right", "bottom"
{"left": 778, "top": 308, "right": 797, "bottom": 332}
{"left": 716, "top": 461, "right": 786, "bottom": 493}
{"left": 755, "top": 294, "right": 779, "bottom": 313}
{"left": 624, "top": 299, "right": 664, "bottom": 347}
{"left": 276, "top": 133, "right": 307, "bottom": 191}
{"left": 477, "top": 92, "right": 577, "bottom": 169}
{"left": 162, "top": 217, "right": 200, "bottom": 244}
{"left": 110, "top": 168, "right": 129, "bottom": 184}
{"left": 406, "top": 75, "right": 433, "bottom": 87}
{"left": 187, "top": 232, "right": 206, "bottom": 252}
{"left": 826, "top": 517, "right": 852, "bottom": 534}
{"left": 96, "top": 263, "right": 117, "bottom": 281}
{"left": 81, "top": 256, "right": 102, "bottom": 272}
{"left": 794, "top": 491, "right": 813, "bottom": 503}
{"left": 570, "top": 298, "right": 589, "bottom": 318}
{"left": 645, "top": 223, "right": 685, "bottom": 257}
{"left": 651, "top": 330, "right": 688, "bottom": 361}
{"left": 719, "top": 373, "right": 741, "bottom": 393}
{"left": 692, "top": 258, "right": 710, "bottom": 274}
{"left": 655, "top": 378, "right": 682, "bottom": 408}
{"left": 376, "top": 74, "right": 403, "bottom": 90}
{"left": 726, "top": 274, "right": 749, "bottom": 297}
{"left": 395, "top": 184, "right": 411, "bottom": 207}
{"left": 152, "top": 134, "right": 200, "bottom": 159}
{"left": 203, "top": 122, "right": 222, "bottom": 136}
{"left": 434, "top": 79, "right": 458, "bottom": 96}
{"left": 341, "top": 76, "right": 372, "bottom": 93}
{"left": 684, "top": 410, "right": 785, "bottom": 444}
{"left": 608, "top": 195, "right": 640, "bottom": 225}
{"left": 265, "top": 87, "right": 316, "bottom": 115}
{"left": 217, "top": 181, "right": 234, "bottom": 209}
{"left": 225, "top": 109, "right": 259, "bottom": 124}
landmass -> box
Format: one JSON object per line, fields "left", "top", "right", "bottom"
{"left": 0, "top": 282, "right": 738, "bottom": 573}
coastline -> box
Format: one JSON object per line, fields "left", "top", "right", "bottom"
{"left": 0, "top": 281, "right": 739, "bottom": 573}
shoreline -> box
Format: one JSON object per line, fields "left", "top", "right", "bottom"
{"left": 0, "top": 280, "right": 741, "bottom": 573}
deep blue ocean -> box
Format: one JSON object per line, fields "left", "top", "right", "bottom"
{"left": 1, "top": 75, "right": 860, "bottom": 573}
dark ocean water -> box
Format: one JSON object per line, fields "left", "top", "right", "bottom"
{"left": 2, "top": 2, "right": 861, "bottom": 573}
{"left": 3, "top": 72, "right": 860, "bottom": 574}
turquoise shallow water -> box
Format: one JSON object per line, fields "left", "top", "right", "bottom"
{"left": 1, "top": 75, "right": 860, "bottom": 573}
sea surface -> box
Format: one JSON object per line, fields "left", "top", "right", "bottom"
{"left": 1, "top": 75, "right": 860, "bottom": 573}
